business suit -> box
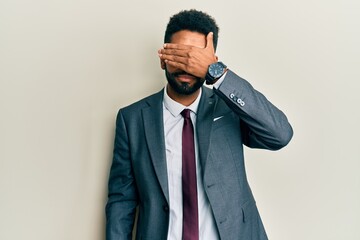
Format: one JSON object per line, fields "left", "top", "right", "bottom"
{"left": 106, "top": 70, "right": 293, "bottom": 240}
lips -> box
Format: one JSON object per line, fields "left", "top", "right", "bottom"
{"left": 174, "top": 73, "right": 196, "bottom": 82}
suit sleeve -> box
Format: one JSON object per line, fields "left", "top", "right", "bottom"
{"left": 106, "top": 110, "right": 138, "bottom": 240}
{"left": 214, "top": 70, "right": 293, "bottom": 150}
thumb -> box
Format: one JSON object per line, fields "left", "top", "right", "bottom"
{"left": 206, "top": 32, "right": 214, "bottom": 50}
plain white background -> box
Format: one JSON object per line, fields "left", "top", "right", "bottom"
{"left": 1, "top": 0, "right": 359, "bottom": 239}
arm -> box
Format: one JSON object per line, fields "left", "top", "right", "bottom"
{"left": 106, "top": 110, "right": 138, "bottom": 240}
{"left": 214, "top": 70, "right": 293, "bottom": 150}
{"left": 158, "top": 32, "right": 293, "bottom": 150}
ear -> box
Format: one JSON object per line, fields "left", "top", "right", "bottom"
{"left": 160, "top": 59, "right": 166, "bottom": 70}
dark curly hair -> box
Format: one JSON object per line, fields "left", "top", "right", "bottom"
{"left": 164, "top": 9, "right": 219, "bottom": 50}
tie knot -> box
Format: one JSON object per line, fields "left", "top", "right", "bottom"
{"left": 181, "top": 109, "right": 191, "bottom": 119}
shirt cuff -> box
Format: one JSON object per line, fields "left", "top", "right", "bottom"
{"left": 213, "top": 71, "right": 228, "bottom": 89}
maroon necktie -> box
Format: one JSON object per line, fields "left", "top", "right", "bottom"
{"left": 181, "top": 109, "right": 199, "bottom": 240}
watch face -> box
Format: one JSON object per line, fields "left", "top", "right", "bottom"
{"left": 209, "top": 63, "right": 225, "bottom": 78}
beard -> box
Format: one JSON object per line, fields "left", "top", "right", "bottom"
{"left": 165, "top": 69, "right": 205, "bottom": 95}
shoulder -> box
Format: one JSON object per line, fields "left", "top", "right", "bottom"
{"left": 118, "top": 88, "right": 164, "bottom": 117}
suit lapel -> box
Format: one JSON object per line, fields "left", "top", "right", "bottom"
{"left": 142, "top": 90, "right": 169, "bottom": 203}
{"left": 141, "top": 87, "right": 219, "bottom": 203}
{"left": 197, "top": 87, "right": 217, "bottom": 171}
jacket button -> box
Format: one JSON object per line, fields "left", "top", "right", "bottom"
{"left": 163, "top": 204, "right": 169, "bottom": 212}
{"left": 237, "top": 98, "right": 245, "bottom": 106}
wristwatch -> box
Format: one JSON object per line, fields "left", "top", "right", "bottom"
{"left": 205, "top": 61, "right": 227, "bottom": 84}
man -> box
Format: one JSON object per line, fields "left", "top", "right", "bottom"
{"left": 106, "top": 9, "right": 293, "bottom": 240}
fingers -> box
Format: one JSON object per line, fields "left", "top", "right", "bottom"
{"left": 158, "top": 48, "right": 190, "bottom": 58}
{"left": 163, "top": 43, "right": 191, "bottom": 50}
{"left": 158, "top": 43, "right": 197, "bottom": 59}
{"left": 163, "top": 59, "right": 186, "bottom": 70}
{"left": 158, "top": 46, "right": 189, "bottom": 71}
{"left": 206, "top": 32, "right": 214, "bottom": 50}
{"left": 159, "top": 53, "right": 188, "bottom": 65}
{"left": 157, "top": 33, "right": 217, "bottom": 78}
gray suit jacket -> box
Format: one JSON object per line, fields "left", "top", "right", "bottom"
{"left": 106, "top": 70, "right": 293, "bottom": 240}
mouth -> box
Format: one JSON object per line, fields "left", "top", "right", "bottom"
{"left": 174, "top": 73, "right": 197, "bottom": 82}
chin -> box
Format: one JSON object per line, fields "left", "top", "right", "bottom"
{"left": 165, "top": 69, "right": 204, "bottom": 95}
{"left": 170, "top": 80, "right": 204, "bottom": 95}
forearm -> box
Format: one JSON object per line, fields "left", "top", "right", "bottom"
{"left": 214, "top": 70, "right": 293, "bottom": 150}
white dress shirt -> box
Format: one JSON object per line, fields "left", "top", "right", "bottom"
{"left": 163, "top": 86, "right": 220, "bottom": 240}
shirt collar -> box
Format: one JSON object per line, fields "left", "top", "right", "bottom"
{"left": 163, "top": 85, "right": 202, "bottom": 117}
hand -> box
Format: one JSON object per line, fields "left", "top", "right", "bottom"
{"left": 158, "top": 32, "right": 217, "bottom": 78}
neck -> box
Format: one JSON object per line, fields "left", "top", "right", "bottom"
{"left": 166, "top": 85, "right": 201, "bottom": 106}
